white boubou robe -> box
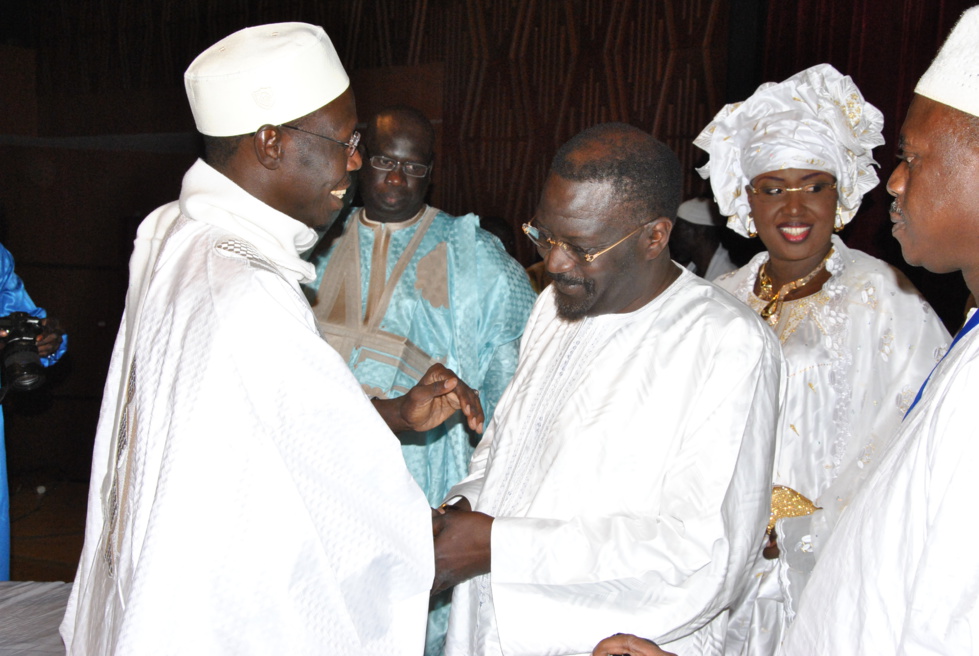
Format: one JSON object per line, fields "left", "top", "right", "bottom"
{"left": 444, "top": 268, "right": 785, "bottom": 656}
{"left": 61, "top": 160, "right": 434, "bottom": 655}
{"left": 714, "top": 236, "right": 949, "bottom": 656}
{"left": 782, "top": 309, "right": 979, "bottom": 654}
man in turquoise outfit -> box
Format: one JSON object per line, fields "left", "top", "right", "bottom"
{"left": 307, "top": 105, "right": 535, "bottom": 654}
{"left": 0, "top": 243, "right": 66, "bottom": 580}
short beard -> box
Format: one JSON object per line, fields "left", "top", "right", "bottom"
{"left": 551, "top": 272, "right": 597, "bottom": 321}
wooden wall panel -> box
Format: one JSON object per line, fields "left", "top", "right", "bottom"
{"left": 12, "top": 0, "right": 976, "bottom": 474}
{"left": 342, "top": 0, "right": 728, "bottom": 263}
{"left": 759, "top": 0, "right": 975, "bottom": 330}
{"left": 10, "top": 0, "right": 728, "bottom": 474}
{"left": 30, "top": 0, "right": 729, "bottom": 265}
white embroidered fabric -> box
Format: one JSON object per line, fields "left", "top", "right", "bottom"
{"left": 445, "top": 269, "right": 783, "bottom": 656}
{"left": 715, "top": 235, "right": 950, "bottom": 655}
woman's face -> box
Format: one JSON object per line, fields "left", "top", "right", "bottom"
{"left": 747, "top": 168, "right": 838, "bottom": 267}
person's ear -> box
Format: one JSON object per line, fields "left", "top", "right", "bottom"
{"left": 252, "top": 125, "right": 284, "bottom": 170}
{"left": 642, "top": 217, "right": 672, "bottom": 261}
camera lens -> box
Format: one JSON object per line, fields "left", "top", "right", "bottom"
{"left": 0, "top": 311, "right": 46, "bottom": 394}
{"left": 4, "top": 338, "right": 44, "bottom": 391}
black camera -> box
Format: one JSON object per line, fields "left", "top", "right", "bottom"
{"left": 0, "top": 311, "right": 45, "bottom": 392}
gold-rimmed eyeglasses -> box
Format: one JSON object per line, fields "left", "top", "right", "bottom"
{"left": 281, "top": 125, "right": 361, "bottom": 158}
{"left": 746, "top": 181, "right": 837, "bottom": 204}
{"left": 522, "top": 219, "right": 647, "bottom": 264}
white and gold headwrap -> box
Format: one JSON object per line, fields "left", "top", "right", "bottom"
{"left": 693, "top": 64, "right": 884, "bottom": 237}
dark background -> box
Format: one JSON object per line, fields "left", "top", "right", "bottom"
{"left": 0, "top": 0, "right": 972, "bottom": 479}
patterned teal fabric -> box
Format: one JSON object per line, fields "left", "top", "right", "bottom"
{"left": 308, "top": 208, "right": 534, "bottom": 502}
{"left": 307, "top": 207, "right": 534, "bottom": 654}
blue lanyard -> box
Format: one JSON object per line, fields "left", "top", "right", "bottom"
{"left": 905, "top": 309, "right": 979, "bottom": 418}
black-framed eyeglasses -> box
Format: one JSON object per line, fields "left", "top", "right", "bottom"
{"left": 369, "top": 155, "right": 432, "bottom": 178}
{"left": 281, "top": 125, "right": 361, "bottom": 158}
{"left": 521, "top": 218, "right": 647, "bottom": 264}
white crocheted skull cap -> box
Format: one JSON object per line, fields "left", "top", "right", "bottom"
{"left": 185, "top": 22, "right": 349, "bottom": 137}
{"left": 917, "top": 6, "right": 979, "bottom": 118}
{"left": 676, "top": 198, "right": 717, "bottom": 227}
{"left": 693, "top": 64, "right": 884, "bottom": 237}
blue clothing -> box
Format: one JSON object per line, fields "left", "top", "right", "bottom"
{"left": 307, "top": 206, "right": 534, "bottom": 654}
{"left": 0, "top": 243, "right": 67, "bottom": 580}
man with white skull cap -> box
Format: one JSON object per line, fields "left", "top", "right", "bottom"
{"left": 61, "top": 23, "right": 476, "bottom": 654}
{"left": 669, "top": 197, "right": 738, "bottom": 279}
{"left": 782, "top": 7, "right": 979, "bottom": 653}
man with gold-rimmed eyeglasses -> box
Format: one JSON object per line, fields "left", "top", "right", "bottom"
{"left": 432, "top": 122, "right": 784, "bottom": 656}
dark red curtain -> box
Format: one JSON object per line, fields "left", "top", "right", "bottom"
{"left": 760, "top": 0, "right": 975, "bottom": 330}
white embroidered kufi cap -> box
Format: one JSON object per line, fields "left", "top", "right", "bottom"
{"left": 693, "top": 63, "right": 884, "bottom": 237}
{"left": 184, "top": 22, "right": 349, "bottom": 137}
{"left": 676, "top": 198, "right": 717, "bottom": 227}
{"left": 917, "top": 6, "right": 979, "bottom": 118}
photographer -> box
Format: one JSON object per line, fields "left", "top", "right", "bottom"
{"left": 0, "top": 242, "right": 66, "bottom": 581}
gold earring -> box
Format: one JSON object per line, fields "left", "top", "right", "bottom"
{"left": 747, "top": 214, "right": 758, "bottom": 238}
{"left": 834, "top": 205, "right": 844, "bottom": 232}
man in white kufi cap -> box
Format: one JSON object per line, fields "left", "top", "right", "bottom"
{"left": 61, "top": 23, "right": 481, "bottom": 655}
{"left": 783, "top": 6, "right": 979, "bottom": 653}
{"left": 669, "top": 197, "right": 739, "bottom": 280}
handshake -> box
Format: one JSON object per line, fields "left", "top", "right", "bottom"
{"left": 430, "top": 497, "right": 492, "bottom": 596}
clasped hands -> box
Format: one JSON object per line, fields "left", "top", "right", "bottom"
{"left": 373, "top": 363, "right": 484, "bottom": 434}
{"left": 371, "top": 364, "right": 492, "bottom": 594}
{"left": 430, "top": 497, "right": 492, "bottom": 595}
{"left": 429, "top": 508, "right": 676, "bottom": 656}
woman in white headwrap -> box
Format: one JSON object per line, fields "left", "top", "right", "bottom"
{"left": 695, "top": 64, "right": 951, "bottom": 655}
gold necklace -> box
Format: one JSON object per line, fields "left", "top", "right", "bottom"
{"left": 757, "top": 247, "right": 834, "bottom": 325}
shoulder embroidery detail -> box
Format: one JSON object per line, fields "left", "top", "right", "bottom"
{"left": 214, "top": 238, "right": 279, "bottom": 275}
{"left": 215, "top": 238, "right": 259, "bottom": 259}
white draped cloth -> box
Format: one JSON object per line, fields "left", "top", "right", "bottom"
{"left": 703, "top": 244, "right": 738, "bottom": 281}
{"left": 686, "top": 244, "right": 738, "bottom": 281}
{"left": 61, "top": 160, "right": 434, "bottom": 655}
{"left": 782, "top": 309, "right": 979, "bottom": 654}
{"left": 443, "top": 268, "right": 784, "bottom": 656}
{"left": 714, "top": 236, "right": 949, "bottom": 655}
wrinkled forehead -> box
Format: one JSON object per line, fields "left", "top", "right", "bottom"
{"left": 902, "top": 95, "right": 970, "bottom": 151}
{"left": 304, "top": 88, "right": 357, "bottom": 134}
{"left": 536, "top": 174, "right": 633, "bottom": 235}
{"left": 367, "top": 114, "right": 434, "bottom": 156}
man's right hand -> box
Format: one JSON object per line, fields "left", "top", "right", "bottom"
{"left": 373, "top": 363, "right": 484, "bottom": 434}
{"left": 36, "top": 317, "right": 65, "bottom": 358}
